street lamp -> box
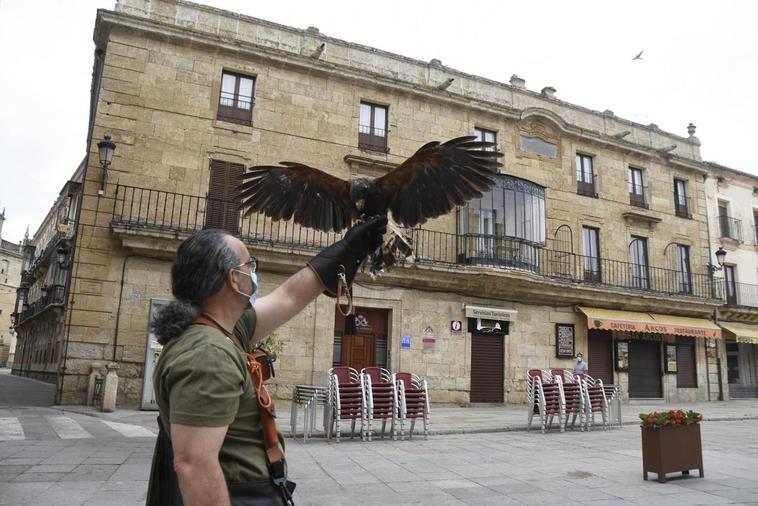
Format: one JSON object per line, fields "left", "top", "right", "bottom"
{"left": 708, "top": 246, "right": 727, "bottom": 273}
{"left": 56, "top": 244, "right": 70, "bottom": 270}
{"left": 97, "top": 135, "right": 116, "bottom": 196}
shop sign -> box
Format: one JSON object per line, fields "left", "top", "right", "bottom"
{"left": 590, "top": 318, "right": 719, "bottom": 339}
{"left": 400, "top": 336, "right": 411, "bottom": 348}
{"left": 464, "top": 305, "right": 517, "bottom": 320}
{"left": 422, "top": 326, "right": 436, "bottom": 345}
{"left": 555, "top": 324, "right": 575, "bottom": 358}
{"left": 705, "top": 338, "right": 717, "bottom": 358}
{"left": 665, "top": 344, "right": 678, "bottom": 373}
{"left": 615, "top": 341, "right": 630, "bottom": 371}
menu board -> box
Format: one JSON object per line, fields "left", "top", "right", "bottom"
{"left": 665, "top": 344, "right": 678, "bottom": 373}
{"left": 615, "top": 341, "right": 629, "bottom": 371}
{"left": 555, "top": 324, "right": 575, "bottom": 358}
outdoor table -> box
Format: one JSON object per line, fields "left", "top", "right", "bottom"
{"left": 290, "top": 384, "right": 328, "bottom": 441}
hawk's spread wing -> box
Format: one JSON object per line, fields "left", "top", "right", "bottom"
{"left": 373, "top": 136, "right": 502, "bottom": 227}
{"left": 238, "top": 162, "right": 353, "bottom": 232}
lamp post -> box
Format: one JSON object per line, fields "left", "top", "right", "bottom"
{"left": 707, "top": 246, "right": 727, "bottom": 298}
{"left": 56, "top": 244, "right": 70, "bottom": 270}
{"left": 97, "top": 135, "right": 116, "bottom": 196}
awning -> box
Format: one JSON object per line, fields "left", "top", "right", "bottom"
{"left": 719, "top": 322, "right": 758, "bottom": 345}
{"left": 578, "top": 306, "right": 721, "bottom": 339}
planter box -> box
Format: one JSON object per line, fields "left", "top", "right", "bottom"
{"left": 641, "top": 424, "right": 704, "bottom": 483}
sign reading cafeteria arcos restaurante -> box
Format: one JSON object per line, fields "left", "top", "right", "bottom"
{"left": 589, "top": 318, "right": 721, "bottom": 339}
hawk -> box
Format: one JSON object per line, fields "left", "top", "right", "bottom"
{"left": 238, "top": 136, "right": 502, "bottom": 272}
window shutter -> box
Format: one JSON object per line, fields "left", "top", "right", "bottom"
{"left": 206, "top": 160, "right": 243, "bottom": 234}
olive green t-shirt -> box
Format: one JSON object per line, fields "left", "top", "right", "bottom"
{"left": 153, "top": 308, "right": 280, "bottom": 482}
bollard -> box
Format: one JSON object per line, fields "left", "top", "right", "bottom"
{"left": 101, "top": 362, "right": 119, "bottom": 412}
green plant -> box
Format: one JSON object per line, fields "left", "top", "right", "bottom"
{"left": 639, "top": 409, "right": 704, "bottom": 429}
{"left": 255, "top": 332, "right": 284, "bottom": 357}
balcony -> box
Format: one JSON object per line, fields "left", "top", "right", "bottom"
{"left": 629, "top": 183, "right": 649, "bottom": 209}
{"left": 16, "top": 285, "right": 66, "bottom": 326}
{"left": 358, "top": 125, "right": 389, "bottom": 153}
{"left": 674, "top": 194, "right": 692, "bottom": 219}
{"left": 111, "top": 185, "right": 719, "bottom": 302}
{"left": 576, "top": 178, "right": 598, "bottom": 198}
{"left": 723, "top": 281, "right": 758, "bottom": 308}
{"left": 719, "top": 216, "right": 742, "bottom": 242}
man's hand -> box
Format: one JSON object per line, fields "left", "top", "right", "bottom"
{"left": 172, "top": 423, "right": 230, "bottom": 506}
{"left": 344, "top": 215, "right": 388, "bottom": 257}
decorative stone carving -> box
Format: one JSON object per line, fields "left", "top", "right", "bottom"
{"left": 510, "top": 74, "right": 526, "bottom": 89}
{"left": 541, "top": 86, "right": 557, "bottom": 99}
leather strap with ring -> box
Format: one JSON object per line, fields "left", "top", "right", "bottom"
{"left": 192, "top": 316, "right": 289, "bottom": 502}
{"left": 335, "top": 265, "right": 354, "bottom": 318}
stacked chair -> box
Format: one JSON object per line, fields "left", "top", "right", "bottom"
{"left": 551, "top": 369, "right": 584, "bottom": 431}
{"left": 362, "top": 367, "right": 400, "bottom": 441}
{"left": 326, "top": 367, "right": 366, "bottom": 441}
{"left": 526, "top": 369, "right": 565, "bottom": 433}
{"left": 394, "top": 372, "right": 430, "bottom": 440}
{"left": 577, "top": 374, "right": 610, "bottom": 431}
{"left": 325, "top": 367, "right": 430, "bottom": 442}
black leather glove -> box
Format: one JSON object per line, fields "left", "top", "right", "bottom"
{"left": 307, "top": 216, "right": 388, "bottom": 296}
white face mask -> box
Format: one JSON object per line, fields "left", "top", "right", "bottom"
{"left": 577, "top": 356, "right": 583, "bottom": 362}
{"left": 233, "top": 269, "right": 258, "bottom": 306}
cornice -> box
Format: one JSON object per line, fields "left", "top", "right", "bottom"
{"left": 96, "top": 9, "right": 707, "bottom": 175}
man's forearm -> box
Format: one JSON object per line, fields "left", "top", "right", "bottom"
{"left": 175, "top": 458, "right": 230, "bottom": 506}
{"left": 253, "top": 267, "right": 323, "bottom": 339}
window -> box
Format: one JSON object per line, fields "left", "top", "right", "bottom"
{"left": 630, "top": 236, "right": 649, "bottom": 289}
{"left": 674, "top": 179, "right": 690, "bottom": 218}
{"left": 676, "top": 336, "right": 697, "bottom": 388}
{"left": 458, "top": 175, "right": 545, "bottom": 270}
{"left": 576, "top": 154, "right": 596, "bottom": 197}
{"left": 358, "top": 102, "right": 388, "bottom": 152}
{"left": 475, "top": 127, "right": 497, "bottom": 151}
{"left": 724, "top": 265, "right": 737, "bottom": 305}
{"left": 217, "top": 71, "right": 255, "bottom": 125}
{"left": 675, "top": 244, "right": 692, "bottom": 294}
{"left": 205, "top": 160, "right": 245, "bottom": 234}
{"left": 753, "top": 211, "right": 758, "bottom": 245}
{"left": 628, "top": 168, "right": 647, "bottom": 208}
{"left": 717, "top": 202, "right": 741, "bottom": 241}
{"left": 582, "top": 226, "right": 601, "bottom": 282}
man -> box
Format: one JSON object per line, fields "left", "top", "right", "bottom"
{"left": 147, "top": 217, "right": 386, "bottom": 506}
{"left": 574, "top": 352, "right": 588, "bottom": 374}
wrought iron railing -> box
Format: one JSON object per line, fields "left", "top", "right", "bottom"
{"left": 16, "top": 285, "right": 65, "bottom": 325}
{"left": 673, "top": 194, "right": 692, "bottom": 218}
{"left": 629, "top": 183, "right": 648, "bottom": 209}
{"left": 576, "top": 177, "right": 597, "bottom": 198}
{"left": 719, "top": 216, "right": 742, "bottom": 242}
{"left": 723, "top": 281, "right": 758, "bottom": 308}
{"left": 358, "top": 124, "right": 388, "bottom": 152}
{"left": 111, "top": 185, "right": 718, "bottom": 300}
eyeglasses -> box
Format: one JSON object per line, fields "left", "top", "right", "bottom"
{"left": 236, "top": 257, "right": 257, "bottom": 273}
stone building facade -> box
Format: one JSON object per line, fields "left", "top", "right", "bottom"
{"left": 42, "top": 0, "right": 733, "bottom": 406}
{"left": 704, "top": 163, "right": 758, "bottom": 398}
{"left": 0, "top": 209, "right": 23, "bottom": 367}
{"left": 11, "top": 165, "right": 83, "bottom": 388}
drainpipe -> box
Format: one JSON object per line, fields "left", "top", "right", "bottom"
{"left": 57, "top": 47, "right": 106, "bottom": 405}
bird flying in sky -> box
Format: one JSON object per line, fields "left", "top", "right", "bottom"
{"left": 238, "top": 136, "right": 502, "bottom": 272}
{"left": 632, "top": 50, "right": 644, "bottom": 60}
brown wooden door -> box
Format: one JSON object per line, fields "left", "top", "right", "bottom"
{"left": 334, "top": 307, "right": 388, "bottom": 371}
{"left": 206, "top": 160, "right": 244, "bottom": 234}
{"left": 588, "top": 329, "right": 613, "bottom": 384}
{"left": 629, "top": 340, "right": 662, "bottom": 398}
{"left": 470, "top": 333, "right": 504, "bottom": 403}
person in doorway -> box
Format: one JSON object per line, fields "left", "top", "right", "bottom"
{"left": 146, "top": 216, "right": 386, "bottom": 506}
{"left": 574, "top": 352, "right": 588, "bottom": 374}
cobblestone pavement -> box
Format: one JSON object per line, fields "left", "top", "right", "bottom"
{"left": 284, "top": 419, "right": 758, "bottom": 505}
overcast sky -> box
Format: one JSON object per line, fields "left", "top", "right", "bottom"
{"left": 1, "top": 0, "right": 756, "bottom": 244}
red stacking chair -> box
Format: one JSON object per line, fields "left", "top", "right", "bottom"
{"left": 394, "top": 372, "right": 430, "bottom": 440}
{"left": 526, "top": 369, "right": 565, "bottom": 433}
{"left": 579, "top": 374, "right": 609, "bottom": 431}
{"left": 361, "top": 367, "right": 399, "bottom": 441}
{"left": 555, "top": 370, "right": 584, "bottom": 431}
{"left": 327, "top": 367, "right": 366, "bottom": 442}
